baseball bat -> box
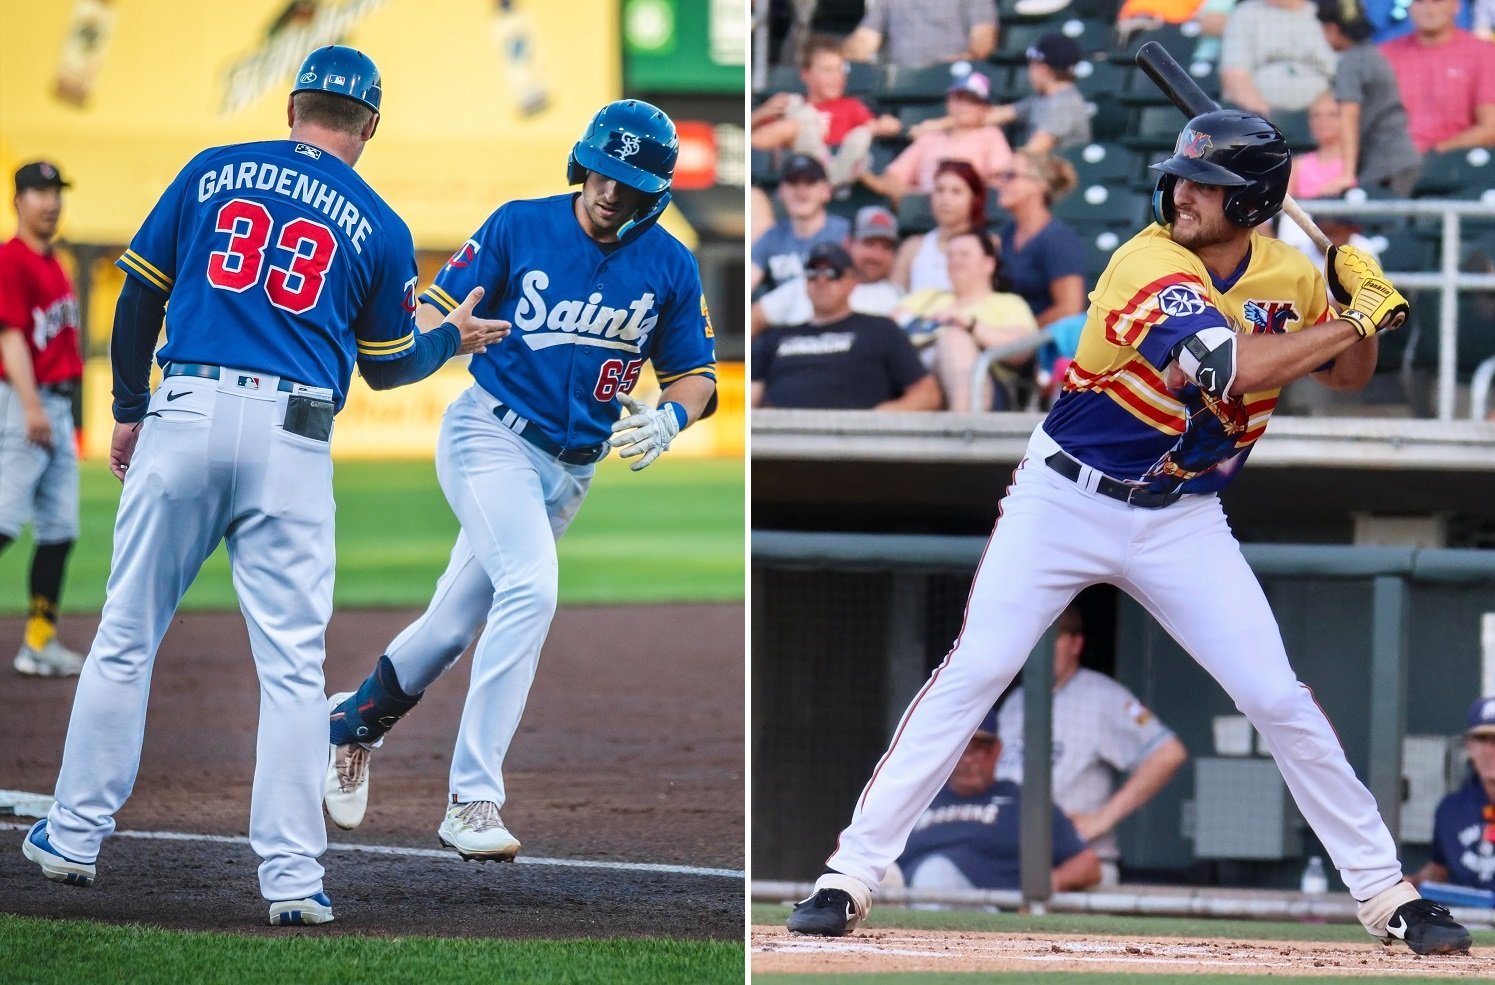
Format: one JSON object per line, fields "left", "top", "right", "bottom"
{"left": 1133, "top": 41, "right": 1333, "bottom": 254}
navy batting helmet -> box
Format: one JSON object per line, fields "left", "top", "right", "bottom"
{"left": 293, "top": 45, "right": 382, "bottom": 114}
{"left": 1151, "top": 110, "right": 1290, "bottom": 229}
{"left": 567, "top": 99, "right": 678, "bottom": 196}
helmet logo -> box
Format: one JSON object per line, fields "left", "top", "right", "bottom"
{"left": 299, "top": 71, "right": 317, "bottom": 83}
{"left": 617, "top": 133, "right": 641, "bottom": 159}
{"left": 1177, "top": 127, "right": 1213, "bottom": 160}
{"left": 328, "top": 74, "right": 346, "bottom": 85}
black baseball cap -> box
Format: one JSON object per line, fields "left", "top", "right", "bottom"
{"left": 1027, "top": 33, "right": 1083, "bottom": 72}
{"left": 15, "top": 161, "right": 70, "bottom": 193}
{"left": 781, "top": 153, "right": 829, "bottom": 184}
{"left": 805, "top": 241, "right": 854, "bottom": 273}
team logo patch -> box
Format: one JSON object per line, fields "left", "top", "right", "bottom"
{"left": 1158, "top": 283, "right": 1207, "bottom": 317}
{"left": 328, "top": 73, "right": 346, "bottom": 85}
{"left": 617, "top": 133, "right": 641, "bottom": 159}
{"left": 401, "top": 275, "right": 418, "bottom": 314}
{"left": 447, "top": 239, "right": 480, "bottom": 269}
{"left": 1242, "top": 298, "right": 1300, "bottom": 334}
{"left": 236, "top": 375, "right": 262, "bottom": 391}
{"left": 700, "top": 293, "right": 714, "bottom": 339}
{"left": 1177, "top": 126, "right": 1212, "bottom": 160}
{"left": 294, "top": 143, "right": 322, "bottom": 160}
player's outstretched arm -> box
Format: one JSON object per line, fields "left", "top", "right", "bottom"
{"left": 608, "top": 375, "right": 715, "bottom": 472}
{"left": 360, "top": 287, "right": 508, "bottom": 390}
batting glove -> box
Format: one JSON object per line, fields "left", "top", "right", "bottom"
{"left": 1341, "top": 276, "right": 1410, "bottom": 338}
{"left": 1326, "top": 245, "right": 1387, "bottom": 305}
{"left": 608, "top": 392, "right": 684, "bottom": 471}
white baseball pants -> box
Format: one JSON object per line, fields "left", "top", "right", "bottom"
{"left": 47, "top": 371, "right": 334, "bottom": 902}
{"left": 384, "top": 385, "right": 591, "bottom": 806}
{"left": 826, "top": 426, "right": 1405, "bottom": 903}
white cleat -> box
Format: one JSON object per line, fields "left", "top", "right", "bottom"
{"left": 15, "top": 639, "right": 85, "bottom": 677}
{"left": 438, "top": 800, "right": 521, "bottom": 862}
{"left": 324, "top": 692, "right": 372, "bottom": 830}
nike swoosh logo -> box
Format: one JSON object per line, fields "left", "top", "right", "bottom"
{"left": 166, "top": 390, "right": 189, "bottom": 401}
{"left": 1387, "top": 916, "right": 1408, "bottom": 938}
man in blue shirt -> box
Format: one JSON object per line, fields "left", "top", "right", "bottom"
{"left": 1416, "top": 697, "right": 1495, "bottom": 891}
{"left": 896, "top": 708, "right": 1102, "bottom": 895}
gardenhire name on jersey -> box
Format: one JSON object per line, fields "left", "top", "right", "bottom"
{"left": 197, "top": 160, "right": 374, "bottom": 254}
{"left": 511, "top": 269, "right": 658, "bottom": 352}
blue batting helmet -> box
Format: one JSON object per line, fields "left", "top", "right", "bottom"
{"left": 567, "top": 99, "right": 677, "bottom": 195}
{"left": 293, "top": 45, "right": 382, "bottom": 114}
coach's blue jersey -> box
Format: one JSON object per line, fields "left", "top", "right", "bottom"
{"left": 116, "top": 139, "right": 420, "bottom": 409}
{"left": 420, "top": 194, "right": 716, "bottom": 450}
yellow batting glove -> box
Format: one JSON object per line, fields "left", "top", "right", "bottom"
{"left": 1340, "top": 276, "right": 1410, "bottom": 338}
{"left": 1326, "top": 244, "right": 1387, "bottom": 305}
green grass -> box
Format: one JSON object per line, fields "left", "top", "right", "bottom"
{"left": 751, "top": 904, "right": 1490, "bottom": 983}
{"left": 0, "top": 458, "right": 743, "bottom": 614}
{"left": 0, "top": 914, "right": 742, "bottom": 985}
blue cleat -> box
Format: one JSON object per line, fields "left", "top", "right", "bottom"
{"left": 21, "top": 819, "right": 96, "bottom": 887}
{"left": 268, "top": 892, "right": 334, "bottom": 926}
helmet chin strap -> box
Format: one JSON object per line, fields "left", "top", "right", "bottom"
{"left": 617, "top": 189, "right": 671, "bottom": 242}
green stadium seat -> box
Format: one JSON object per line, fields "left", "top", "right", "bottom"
{"left": 1123, "top": 105, "right": 1186, "bottom": 151}
{"left": 751, "top": 149, "right": 778, "bottom": 187}
{"left": 897, "top": 102, "right": 949, "bottom": 130}
{"left": 1413, "top": 149, "right": 1495, "bottom": 198}
{"left": 765, "top": 64, "right": 805, "bottom": 95}
{"left": 898, "top": 194, "right": 935, "bottom": 234}
{"left": 845, "top": 61, "right": 882, "bottom": 96}
{"left": 1122, "top": 22, "right": 1205, "bottom": 66}
{"left": 1269, "top": 109, "right": 1314, "bottom": 152}
{"left": 882, "top": 63, "right": 972, "bottom": 102}
{"left": 1064, "top": 142, "right": 1142, "bottom": 185}
{"left": 1073, "top": 57, "right": 1127, "bottom": 100}
{"left": 993, "top": 21, "right": 1060, "bottom": 64}
{"left": 1053, "top": 181, "right": 1149, "bottom": 226}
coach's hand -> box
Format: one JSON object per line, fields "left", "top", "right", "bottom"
{"left": 110, "top": 421, "right": 142, "bottom": 482}
{"left": 24, "top": 403, "right": 52, "bottom": 449}
{"left": 1326, "top": 245, "right": 1386, "bottom": 306}
{"left": 445, "top": 286, "right": 511, "bottom": 355}
{"left": 1341, "top": 276, "right": 1410, "bottom": 338}
{"left": 608, "top": 392, "right": 683, "bottom": 472}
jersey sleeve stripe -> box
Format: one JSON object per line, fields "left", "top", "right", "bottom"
{"left": 356, "top": 332, "right": 415, "bottom": 356}
{"left": 421, "top": 285, "right": 460, "bottom": 314}
{"left": 116, "top": 251, "right": 173, "bottom": 293}
{"left": 1103, "top": 272, "right": 1205, "bottom": 346}
{"left": 655, "top": 364, "right": 717, "bottom": 384}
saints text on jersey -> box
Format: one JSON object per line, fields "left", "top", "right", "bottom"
{"left": 510, "top": 269, "right": 658, "bottom": 353}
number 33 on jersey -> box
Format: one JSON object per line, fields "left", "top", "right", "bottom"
{"left": 418, "top": 194, "right": 716, "bottom": 453}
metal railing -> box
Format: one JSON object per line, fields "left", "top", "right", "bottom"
{"left": 969, "top": 200, "right": 1495, "bottom": 420}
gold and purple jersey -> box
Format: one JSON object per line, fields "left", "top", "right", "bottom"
{"left": 1043, "top": 224, "right": 1332, "bottom": 495}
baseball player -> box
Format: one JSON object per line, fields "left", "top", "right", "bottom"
{"left": 788, "top": 110, "right": 1472, "bottom": 957}
{"left": 20, "top": 46, "right": 506, "bottom": 926}
{"left": 319, "top": 99, "right": 717, "bottom": 863}
{"left": 0, "top": 161, "right": 85, "bottom": 677}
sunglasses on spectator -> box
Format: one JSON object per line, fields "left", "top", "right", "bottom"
{"left": 805, "top": 267, "right": 846, "bottom": 281}
{"left": 995, "top": 170, "right": 1039, "bottom": 182}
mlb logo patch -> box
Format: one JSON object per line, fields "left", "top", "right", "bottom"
{"left": 236, "top": 375, "right": 262, "bottom": 391}
{"left": 294, "top": 143, "right": 323, "bottom": 160}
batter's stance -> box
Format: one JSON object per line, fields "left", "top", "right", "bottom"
{"left": 21, "top": 46, "right": 505, "bottom": 926}
{"left": 787, "top": 111, "right": 1471, "bottom": 956}
{"left": 0, "top": 161, "right": 85, "bottom": 677}
{"left": 321, "top": 100, "right": 717, "bottom": 861}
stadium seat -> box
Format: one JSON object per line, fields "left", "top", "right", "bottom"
{"left": 1055, "top": 17, "right": 1116, "bottom": 56}
{"left": 765, "top": 64, "right": 805, "bottom": 95}
{"left": 898, "top": 194, "right": 936, "bottom": 234}
{"left": 1072, "top": 57, "right": 1127, "bottom": 100}
{"left": 845, "top": 61, "right": 882, "bottom": 96}
{"left": 1121, "top": 22, "right": 1204, "bottom": 66}
{"left": 1413, "top": 149, "right": 1495, "bottom": 198}
{"left": 1053, "top": 182, "right": 1148, "bottom": 226}
{"left": 1118, "top": 62, "right": 1175, "bottom": 106}
{"left": 1123, "top": 105, "right": 1186, "bottom": 151}
{"left": 897, "top": 102, "right": 949, "bottom": 130}
{"left": 1064, "top": 142, "right": 1142, "bottom": 185}
{"left": 883, "top": 63, "right": 974, "bottom": 102}
{"left": 1270, "top": 109, "right": 1314, "bottom": 152}
{"left": 993, "top": 21, "right": 1061, "bottom": 63}
{"left": 751, "top": 149, "right": 779, "bottom": 187}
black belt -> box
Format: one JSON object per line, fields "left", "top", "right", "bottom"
{"left": 1044, "top": 451, "right": 1183, "bottom": 510}
{"left": 165, "top": 362, "right": 301, "bottom": 393}
{"left": 40, "top": 380, "right": 79, "bottom": 397}
{"left": 491, "top": 400, "right": 607, "bottom": 466}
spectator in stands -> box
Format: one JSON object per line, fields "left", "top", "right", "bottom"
{"left": 843, "top": 0, "right": 998, "bottom": 68}
{"left": 752, "top": 243, "right": 943, "bottom": 410}
{"left": 864, "top": 70, "right": 1014, "bottom": 204}
{"left": 891, "top": 708, "right": 1103, "bottom": 895}
{"left": 1117, "top": 0, "right": 1209, "bottom": 36}
{"left": 1362, "top": 0, "right": 1475, "bottom": 43}
{"left": 894, "top": 232, "right": 1038, "bottom": 410}
{"left": 913, "top": 34, "right": 1092, "bottom": 154}
{"left": 997, "top": 605, "right": 1189, "bottom": 886}
{"left": 754, "top": 205, "right": 907, "bottom": 332}
{"left": 1220, "top": 0, "right": 1338, "bottom": 114}
{"left": 1289, "top": 92, "right": 1357, "bottom": 198}
{"left": 1413, "top": 696, "right": 1495, "bottom": 892}
{"left": 1316, "top": 0, "right": 1424, "bottom": 197}
{"left": 751, "top": 155, "right": 852, "bottom": 313}
{"left": 1381, "top": 0, "right": 1495, "bottom": 153}
{"left": 1192, "top": 0, "right": 1240, "bottom": 64}
{"left": 892, "top": 159, "right": 988, "bottom": 293}
{"left": 751, "top": 35, "right": 902, "bottom": 188}
{"left": 994, "top": 151, "right": 1088, "bottom": 329}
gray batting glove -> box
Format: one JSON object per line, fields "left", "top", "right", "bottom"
{"left": 608, "top": 392, "right": 681, "bottom": 472}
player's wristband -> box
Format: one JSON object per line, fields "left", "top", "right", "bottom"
{"left": 661, "top": 401, "right": 687, "bottom": 432}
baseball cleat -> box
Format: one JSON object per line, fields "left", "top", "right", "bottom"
{"left": 787, "top": 888, "right": 862, "bottom": 936}
{"left": 21, "top": 819, "right": 96, "bottom": 887}
{"left": 1384, "top": 899, "right": 1472, "bottom": 955}
{"left": 324, "top": 692, "right": 372, "bottom": 830}
{"left": 15, "top": 639, "right": 85, "bottom": 677}
{"left": 268, "top": 891, "right": 334, "bottom": 926}
{"left": 438, "top": 800, "right": 521, "bottom": 862}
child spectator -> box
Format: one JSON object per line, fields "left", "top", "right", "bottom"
{"left": 865, "top": 70, "right": 1014, "bottom": 203}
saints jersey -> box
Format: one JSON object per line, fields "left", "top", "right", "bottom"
{"left": 1044, "top": 224, "right": 1332, "bottom": 495}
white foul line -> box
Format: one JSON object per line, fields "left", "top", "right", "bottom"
{"left": 0, "top": 819, "right": 742, "bottom": 880}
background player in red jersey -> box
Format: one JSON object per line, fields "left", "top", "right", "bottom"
{"left": 0, "top": 161, "right": 86, "bottom": 678}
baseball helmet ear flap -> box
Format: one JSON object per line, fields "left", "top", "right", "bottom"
{"left": 293, "top": 45, "right": 382, "bottom": 113}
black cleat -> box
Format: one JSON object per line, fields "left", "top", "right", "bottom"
{"left": 1385, "top": 899, "right": 1473, "bottom": 955}
{"left": 787, "top": 888, "right": 862, "bottom": 936}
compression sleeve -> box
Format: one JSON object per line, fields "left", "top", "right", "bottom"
{"left": 111, "top": 276, "right": 168, "bottom": 423}
{"left": 357, "top": 320, "right": 461, "bottom": 389}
